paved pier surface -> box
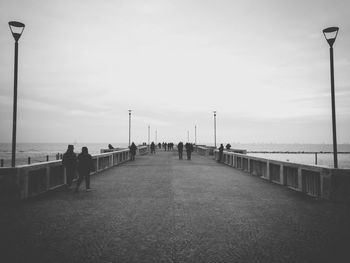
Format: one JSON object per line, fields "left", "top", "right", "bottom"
{"left": 1, "top": 151, "right": 350, "bottom": 263}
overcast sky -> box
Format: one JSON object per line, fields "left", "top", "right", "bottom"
{"left": 1, "top": 0, "right": 350, "bottom": 145}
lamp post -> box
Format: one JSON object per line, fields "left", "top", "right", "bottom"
{"left": 8, "top": 21, "right": 25, "bottom": 168}
{"left": 128, "top": 110, "right": 132, "bottom": 147}
{"left": 195, "top": 125, "right": 197, "bottom": 145}
{"left": 323, "top": 27, "right": 339, "bottom": 168}
{"left": 148, "top": 125, "right": 150, "bottom": 145}
{"left": 213, "top": 111, "right": 217, "bottom": 148}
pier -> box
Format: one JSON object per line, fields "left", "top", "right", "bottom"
{"left": 1, "top": 149, "right": 350, "bottom": 262}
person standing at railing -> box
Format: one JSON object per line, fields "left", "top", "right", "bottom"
{"left": 130, "top": 142, "right": 137, "bottom": 161}
{"left": 62, "top": 145, "right": 77, "bottom": 188}
{"left": 218, "top": 144, "right": 224, "bottom": 162}
{"left": 75, "top": 147, "right": 94, "bottom": 192}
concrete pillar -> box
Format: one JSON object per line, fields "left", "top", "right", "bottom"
{"left": 280, "top": 165, "right": 285, "bottom": 185}
{"left": 96, "top": 157, "right": 100, "bottom": 171}
{"left": 297, "top": 167, "right": 302, "bottom": 191}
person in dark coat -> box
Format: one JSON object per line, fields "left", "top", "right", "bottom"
{"left": 75, "top": 147, "right": 94, "bottom": 192}
{"left": 150, "top": 142, "right": 156, "bottom": 154}
{"left": 108, "top": 144, "right": 114, "bottom": 149}
{"left": 218, "top": 144, "right": 224, "bottom": 162}
{"left": 62, "top": 145, "right": 77, "bottom": 188}
{"left": 177, "top": 142, "right": 183, "bottom": 160}
{"left": 130, "top": 142, "right": 137, "bottom": 161}
{"left": 158, "top": 143, "right": 161, "bottom": 149}
{"left": 226, "top": 143, "right": 231, "bottom": 150}
{"left": 185, "top": 143, "right": 193, "bottom": 160}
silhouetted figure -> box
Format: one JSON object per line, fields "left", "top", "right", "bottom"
{"left": 130, "top": 142, "right": 137, "bottom": 161}
{"left": 158, "top": 143, "right": 161, "bottom": 149}
{"left": 62, "top": 145, "right": 77, "bottom": 188}
{"left": 150, "top": 142, "right": 156, "bottom": 154}
{"left": 177, "top": 142, "right": 183, "bottom": 160}
{"left": 108, "top": 144, "right": 114, "bottom": 149}
{"left": 185, "top": 143, "right": 193, "bottom": 160}
{"left": 218, "top": 144, "right": 224, "bottom": 162}
{"left": 226, "top": 143, "right": 231, "bottom": 150}
{"left": 75, "top": 147, "right": 94, "bottom": 192}
{"left": 164, "top": 143, "right": 168, "bottom": 151}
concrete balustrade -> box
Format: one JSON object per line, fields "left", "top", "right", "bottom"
{"left": 0, "top": 149, "right": 131, "bottom": 200}
{"left": 195, "top": 145, "right": 215, "bottom": 156}
{"left": 214, "top": 150, "right": 350, "bottom": 203}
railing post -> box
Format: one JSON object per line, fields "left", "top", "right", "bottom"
{"left": 280, "top": 165, "right": 285, "bottom": 185}
{"left": 297, "top": 167, "right": 302, "bottom": 191}
{"left": 96, "top": 156, "right": 100, "bottom": 171}
{"left": 28, "top": 157, "right": 31, "bottom": 164}
{"left": 0, "top": 159, "right": 3, "bottom": 167}
{"left": 266, "top": 160, "right": 270, "bottom": 180}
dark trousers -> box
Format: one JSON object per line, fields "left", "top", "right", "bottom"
{"left": 76, "top": 171, "right": 90, "bottom": 190}
{"left": 186, "top": 151, "right": 191, "bottom": 160}
{"left": 66, "top": 167, "right": 76, "bottom": 187}
{"left": 178, "top": 151, "right": 183, "bottom": 159}
{"left": 131, "top": 153, "right": 135, "bottom": 161}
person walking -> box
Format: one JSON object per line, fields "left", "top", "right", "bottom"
{"left": 177, "top": 141, "right": 183, "bottom": 160}
{"left": 150, "top": 142, "right": 156, "bottom": 154}
{"left": 218, "top": 144, "right": 224, "bottom": 162}
{"left": 75, "top": 147, "right": 94, "bottom": 192}
{"left": 185, "top": 143, "right": 193, "bottom": 160}
{"left": 62, "top": 145, "right": 77, "bottom": 188}
{"left": 130, "top": 142, "right": 137, "bottom": 161}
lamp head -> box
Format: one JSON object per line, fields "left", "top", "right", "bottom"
{"left": 323, "top": 27, "right": 339, "bottom": 47}
{"left": 8, "top": 21, "right": 25, "bottom": 42}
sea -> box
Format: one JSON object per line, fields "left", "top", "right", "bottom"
{"left": 0, "top": 142, "right": 350, "bottom": 168}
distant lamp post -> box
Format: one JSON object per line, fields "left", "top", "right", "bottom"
{"left": 323, "top": 26, "right": 339, "bottom": 168}
{"left": 128, "top": 110, "right": 132, "bottom": 147}
{"left": 213, "top": 111, "right": 217, "bottom": 148}
{"left": 195, "top": 125, "right": 197, "bottom": 145}
{"left": 148, "top": 125, "right": 150, "bottom": 146}
{"left": 8, "top": 21, "right": 25, "bottom": 168}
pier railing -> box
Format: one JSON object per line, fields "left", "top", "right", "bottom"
{"left": 0, "top": 148, "right": 132, "bottom": 200}
{"left": 214, "top": 149, "right": 350, "bottom": 203}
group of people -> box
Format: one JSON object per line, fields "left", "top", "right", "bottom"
{"left": 218, "top": 143, "right": 233, "bottom": 162}
{"left": 177, "top": 142, "right": 194, "bottom": 160}
{"left": 62, "top": 145, "right": 94, "bottom": 192}
{"left": 159, "top": 142, "right": 174, "bottom": 151}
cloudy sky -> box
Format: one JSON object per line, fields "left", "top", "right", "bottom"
{"left": 1, "top": 0, "right": 350, "bottom": 145}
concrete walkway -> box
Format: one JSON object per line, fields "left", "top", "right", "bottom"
{"left": 1, "top": 151, "right": 350, "bottom": 263}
